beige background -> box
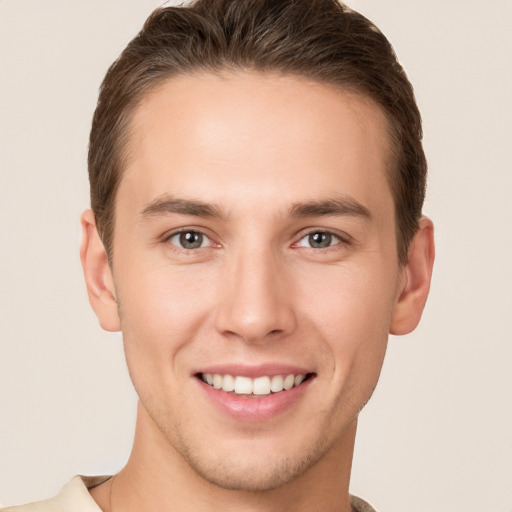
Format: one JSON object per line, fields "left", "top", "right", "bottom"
{"left": 1, "top": 1, "right": 511, "bottom": 510}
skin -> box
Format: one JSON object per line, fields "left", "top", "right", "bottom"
{"left": 82, "top": 71, "right": 434, "bottom": 512}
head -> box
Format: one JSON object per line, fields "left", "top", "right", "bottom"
{"left": 88, "top": 0, "right": 426, "bottom": 266}
{"left": 82, "top": 0, "right": 434, "bottom": 497}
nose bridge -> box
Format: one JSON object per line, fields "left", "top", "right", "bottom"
{"left": 214, "top": 242, "right": 296, "bottom": 343}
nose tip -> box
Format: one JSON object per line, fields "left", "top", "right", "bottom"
{"left": 214, "top": 253, "right": 297, "bottom": 343}
{"left": 220, "top": 310, "right": 289, "bottom": 343}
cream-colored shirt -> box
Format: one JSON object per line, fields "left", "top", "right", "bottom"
{"left": 1, "top": 476, "right": 378, "bottom": 512}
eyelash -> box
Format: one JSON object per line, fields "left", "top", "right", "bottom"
{"left": 164, "top": 229, "right": 216, "bottom": 251}
{"left": 293, "top": 229, "right": 350, "bottom": 251}
{"left": 163, "top": 228, "right": 350, "bottom": 252}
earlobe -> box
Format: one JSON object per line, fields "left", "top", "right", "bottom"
{"left": 80, "top": 210, "right": 121, "bottom": 332}
{"left": 390, "top": 217, "right": 435, "bottom": 335}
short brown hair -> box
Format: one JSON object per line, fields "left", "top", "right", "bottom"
{"left": 88, "top": 0, "right": 426, "bottom": 264}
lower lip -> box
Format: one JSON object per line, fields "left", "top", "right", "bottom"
{"left": 197, "top": 377, "right": 312, "bottom": 422}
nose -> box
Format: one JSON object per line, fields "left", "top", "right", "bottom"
{"left": 214, "top": 247, "right": 297, "bottom": 344}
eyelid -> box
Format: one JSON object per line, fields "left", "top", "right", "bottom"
{"left": 159, "top": 226, "right": 351, "bottom": 251}
{"left": 293, "top": 228, "right": 352, "bottom": 249}
{"left": 162, "top": 226, "right": 219, "bottom": 249}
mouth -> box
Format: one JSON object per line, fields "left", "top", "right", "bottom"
{"left": 197, "top": 372, "right": 315, "bottom": 397}
{"left": 195, "top": 367, "right": 316, "bottom": 421}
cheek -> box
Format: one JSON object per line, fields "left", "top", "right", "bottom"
{"left": 298, "top": 261, "right": 397, "bottom": 371}
{"left": 115, "top": 260, "right": 217, "bottom": 375}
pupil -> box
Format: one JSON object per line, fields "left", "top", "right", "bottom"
{"left": 309, "top": 232, "right": 331, "bottom": 248}
{"left": 180, "top": 231, "right": 203, "bottom": 249}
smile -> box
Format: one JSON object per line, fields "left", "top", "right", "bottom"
{"left": 200, "top": 373, "right": 310, "bottom": 395}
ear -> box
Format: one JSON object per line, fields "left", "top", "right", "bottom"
{"left": 390, "top": 216, "right": 435, "bottom": 335}
{"left": 80, "top": 210, "right": 121, "bottom": 332}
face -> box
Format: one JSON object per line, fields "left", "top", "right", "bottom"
{"left": 93, "top": 72, "right": 410, "bottom": 490}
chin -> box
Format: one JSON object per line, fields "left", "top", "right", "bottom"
{"left": 185, "top": 450, "right": 319, "bottom": 492}
{"left": 170, "top": 425, "right": 335, "bottom": 492}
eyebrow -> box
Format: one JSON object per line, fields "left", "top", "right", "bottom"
{"left": 140, "top": 195, "right": 371, "bottom": 221}
{"left": 140, "top": 196, "right": 225, "bottom": 219}
{"left": 289, "top": 197, "right": 372, "bottom": 220}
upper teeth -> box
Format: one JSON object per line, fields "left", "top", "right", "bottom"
{"left": 201, "top": 373, "right": 306, "bottom": 395}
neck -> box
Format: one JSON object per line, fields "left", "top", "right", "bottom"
{"left": 92, "top": 402, "right": 357, "bottom": 512}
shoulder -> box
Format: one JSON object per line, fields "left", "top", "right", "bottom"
{"left": 0, "top": 476, "right": 110, "bottom": 512}
{"left": 350, "top": 494, "right": 379, "bottom": 512}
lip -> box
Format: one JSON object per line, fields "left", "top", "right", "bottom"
{"left": 193, "top": 363, "right": 313, "bottom": 378}
{"left": 194, "top": 365, "right": 315, "bottom": 422}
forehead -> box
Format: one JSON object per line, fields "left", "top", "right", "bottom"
{"left": 119, "top": 71, "right": 393, "bottom": 219}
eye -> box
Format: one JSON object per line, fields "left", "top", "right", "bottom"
{"left": 296, "top": 231, "right": 342, "bottom": 249}
{"left": 168, "top": 230, "right": 211, "bottom": 249}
